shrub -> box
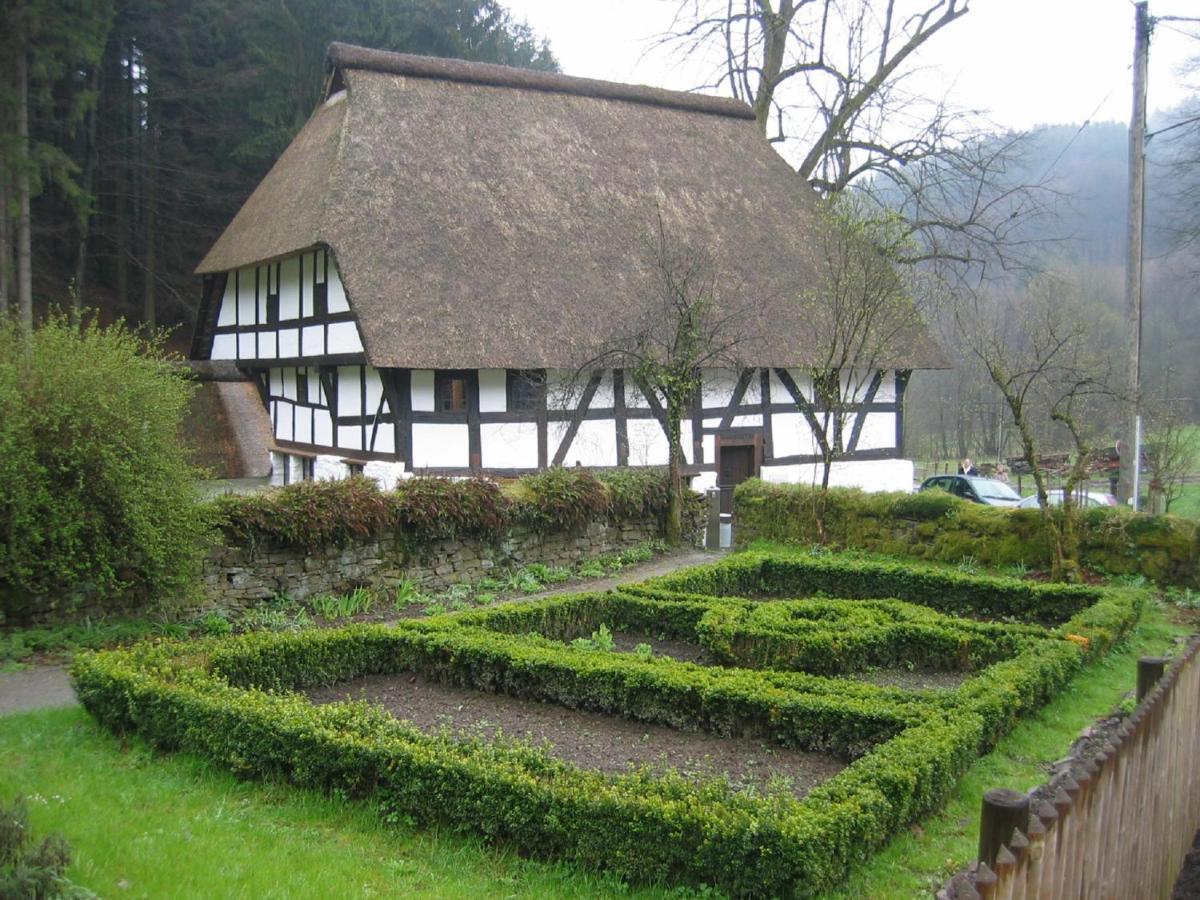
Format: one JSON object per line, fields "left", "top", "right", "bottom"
{"left": 0, "top": 315, "right": 211, "bottom": 623}
{"left": 509, "top": 467, "right": 609, "bottom": 532}
{"left": 0, "top": 795, "right": 84, "bottom": 899}
{"left": 210, "top": 477, "right": 391, "bottom": 551}
{"left": 734, "top": 480, "right": 1199, "bottom": 587}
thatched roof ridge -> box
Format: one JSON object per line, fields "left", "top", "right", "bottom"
{"left": 325, "top": 42, "right": 756, "bottom": 120}
{"left": 196, "top": 45, "right": 947, "bottom": 371}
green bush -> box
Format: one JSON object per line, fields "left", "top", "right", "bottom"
{"left": 0, "top": 795, "right": 86, "bottom": 899}
{"left": 0, "top": 315, "right": 211, "bottom": 623}
{"left": 643, "top": 549, "right": 1101, "bottom": 624}
{"left": 734, "top": 480, "right": 1199, "bottom": 587}
{"left": 210, "top": 467, "right": 688, "bottom": 556}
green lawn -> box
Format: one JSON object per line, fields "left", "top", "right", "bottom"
{"left": 1169, "top": 482, "right": 1200, "bottom": 520}
{"left": 0, "top": 707, "right": 668, "bottom": 899}
{"left": 1, "top": 604, "right": 1189, "bottom": 898}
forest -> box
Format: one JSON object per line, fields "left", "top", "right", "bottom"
{"left": 0, "top": 0, "right": 555, "bottom": 335}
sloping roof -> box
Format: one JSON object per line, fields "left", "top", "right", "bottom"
{"left": 196, "top": 44, "right": 946, "bottom": 370}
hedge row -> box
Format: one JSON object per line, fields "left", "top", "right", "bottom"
{"left": 208, "top": 467, "right": 703, "bottom": 552}
{"left": 72, "top": 635, "right": 988, "bottom": 897}
{"left": 733, "top": 480, "right": 1199, "bottom": 586}
{"left": 642, "top": 549, "right": 1102, "bottom": 624}
{"left": 71, "top": 550, "right": 1146, "bottom": 896}
{"left": 693, "top": 598, "right": 1049, "bottom": 675}
{"left": 207, "top": 620, "right": 923, "bottom": 759}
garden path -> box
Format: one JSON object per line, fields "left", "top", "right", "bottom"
{"left": 0, "top": 548, "right": 723, "bottom": 716}
{"left": 0, "top": 666, "right": 75, "bottom": 714}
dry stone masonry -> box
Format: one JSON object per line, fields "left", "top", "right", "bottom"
{"left": 202, "top": 516, "right": 661, "bottom": 612}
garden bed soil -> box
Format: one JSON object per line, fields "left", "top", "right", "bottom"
{"left": 307, "top": 671, "right": 845, "bottom": 796}
{"left": 844, "top": 668, "right": 971, "bottom": 691}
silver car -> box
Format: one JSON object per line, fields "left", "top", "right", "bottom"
{"left": 1016, "top": 489, "right": 1118, "bottom": 509}
{"left": 918, "top": 475, "right": 1023, "bottom": 508}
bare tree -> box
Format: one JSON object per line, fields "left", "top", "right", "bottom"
{"left": 796, "top": 199, "right": 926, "bottom": 539}
{"left": 950, "top": 276, "right": 1116, "bottom": 581}
{"left": 661, "top": 1, "right": 1055, "bottom": 286}
{"left": 576, "top": 214, "right": 751, "bottom": 543}
{"left": 1143, "top": 367, "right": 1200, "bottom": 514}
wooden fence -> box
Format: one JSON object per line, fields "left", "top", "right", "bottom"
{"left": 939, "top": 637, "right": 1200, "bottom": 899}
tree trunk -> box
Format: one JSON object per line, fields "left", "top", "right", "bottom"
{"left": 666, "top": 406, "right": 683, "bottom": 545}
{"left": 142, "top": 151, "right": 156, "bottom": 331}
{"left": 16, "top": 45, "right": 33, "bottom": 338}
{"left": 1009, "top": 402, "right": 1072, "bottom": 582}
{"left": 74, "top": 63, "right": 102, "bottom": 314}
{"left": 0, "top": 160, "right": 10, "bottom": 319}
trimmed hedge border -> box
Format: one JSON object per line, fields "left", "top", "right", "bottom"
{"left": 733, "top": 480, "right": 1199, "bottom": 587}
{"left": 72, "top": 551, "right": 1145, "bottom": 897}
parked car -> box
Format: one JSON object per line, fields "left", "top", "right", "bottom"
{"left": 918, "top": 474, "right": 1023, "bottom": 508}
{"left": 1016, "top": 490, "right": 1118, "bottom": 509}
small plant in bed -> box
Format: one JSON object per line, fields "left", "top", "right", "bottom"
{"left": 308, "top": 587, "right": 376, "bottom": 621}
{"left": 570, "top": 623, "right": 616, "bottom": 652}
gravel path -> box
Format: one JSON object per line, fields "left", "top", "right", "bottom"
{"left": 0, "top": 666, "right": 76, "bottom": 715}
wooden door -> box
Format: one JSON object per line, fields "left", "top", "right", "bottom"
{"left": 718, "top": 444, "right": 756, "bottom": 514}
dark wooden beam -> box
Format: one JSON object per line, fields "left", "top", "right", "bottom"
{"left": 844, "top": 370, "right": 885, "bottom": 454}
{"left": 552, "top": 372, "right": 603, "bottom": 467}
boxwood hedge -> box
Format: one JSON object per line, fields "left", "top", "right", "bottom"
{"left": 71, "top": 550, "right": 1144, "bottom": 897}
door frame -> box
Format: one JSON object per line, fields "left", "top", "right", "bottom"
{"left": 715, "top": 431, "right": 764, "bottom": 484}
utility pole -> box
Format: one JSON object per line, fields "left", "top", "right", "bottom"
{"left": 1118, "top": 1, "right": 1150, "bottom": 509}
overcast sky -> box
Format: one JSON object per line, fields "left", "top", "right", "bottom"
{"left": 503, "top": 0, "right": 1196, "bottom": 131}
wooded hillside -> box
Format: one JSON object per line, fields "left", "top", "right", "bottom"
{"left": 0, "top": 0, "right": 555, "bottom": 340}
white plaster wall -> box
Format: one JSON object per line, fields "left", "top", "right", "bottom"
{"left": 411, "top": 370, "right": 435, "bottom": 411}
{"left": 592, "top": 371, "right": 614, "bottom": 408}
{"left": 770, "top": 411, "right": 819, "bottom": 458}
{"left": 217, "top": 278, "right": 236, "bottom": 326}
{"left": 364, "top": 367, "right": 383, "bottom": 416}
{"left": 853, "top": 412, "right": 896, "bottom": 451}
{"left": 270, "top": 451, "right": 287, "bottom": 487}
{"left": 370, "top": 423, "right": 395, "bottom": 455}
{"left": 236, "top": 267, "right": 256, "bottom": 325}
{"left": 364, "top": 460, "right": 407, "bottom": 491}
{"left": 337, "top": 425, "right": 362, "bottom": 451}
{"left": 211, "top": 334, "right": 236, "bottom": 359}
{"left": 294, "top": 407, "right": 313, "bottom": 444}
{"left": 337, "top": 366, "right": 361, "bottom": 416}
{"left": 278, "top": 328, "right": 299, "bottom": 358}
{"left": 327, "top": 262, "right": 349, "bottom": 313}
{"left": 314, "top": 454, "right": 347, "bottom": 481}
{"left": 478, "top": 369, "right": 507, "bottom": 412}
{"left": 279, "top": 257, "right": 300, "bottom": 320}
{"left": 481, "top": 422, "right": 538, "bottom": 468}
{"left": 625, "top": 378, "right": 649, "bottom": 408}
{"left": 692, "top": 471, "right": 718, "bottom": 493}
{"left": 551, "top": 419, "right": 616, "bottom": 467}
{"left": 327, "top": 321, "right": 363, "bottom": 354}
{"left": 209, "top": 250, "right": 361, "bottom": 362}
{"left": 761, "top": 458, "right": 914, "bottom": 493}
{"left": 274, "top": 401, "right": 293, "bottom": 441}
{"left": 874, "top": 371, "right": 896, "bottom": 403}
{"left": 313, "top": 408, "right": 333, "bottom": 447}
{"left": 301, "top": 324, "right": 324, "bottom": 356}
{"left": 286, "top": 454, "right": 305, "bottom": 483}
{"left": 412, "top": 423, "right": 468, "bottom": 469}
{"left": 627, "top": 418, "right": 669, "bottom": 466}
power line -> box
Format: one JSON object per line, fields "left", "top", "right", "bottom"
{"left": 1036, "top": 85, "right": 1120, "bottom": 183}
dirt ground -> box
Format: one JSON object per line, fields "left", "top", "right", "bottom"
{"left": 307, "top": 671, "right": 846, "bottom": 797}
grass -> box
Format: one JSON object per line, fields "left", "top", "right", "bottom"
{"left": 0, "top": 708, "right": 681, "bottom": 899}
{"left": 1169, "top": 482, "right": 1200, "bottom": 520}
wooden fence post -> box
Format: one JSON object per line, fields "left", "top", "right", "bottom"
{"left": 1137, "top": 655, "right": 1168, "bottom": 702}
{"left": 978, "top": 789, "right": 1030, "bottom": 870}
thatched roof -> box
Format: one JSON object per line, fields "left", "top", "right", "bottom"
{"left": 196, "top": 44, "right": 946, "bottom": 370}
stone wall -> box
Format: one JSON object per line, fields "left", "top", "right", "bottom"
{"left": 201, "top": 516, "right": 662, "bottom": 613}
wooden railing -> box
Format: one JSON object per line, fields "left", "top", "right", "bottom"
{"left": 939, "top": 637, "right": 1200, "bottom": 899}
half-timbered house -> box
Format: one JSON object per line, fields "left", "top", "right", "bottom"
{"left": 191, "top": 44, "right": 944, "bottom": 494}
